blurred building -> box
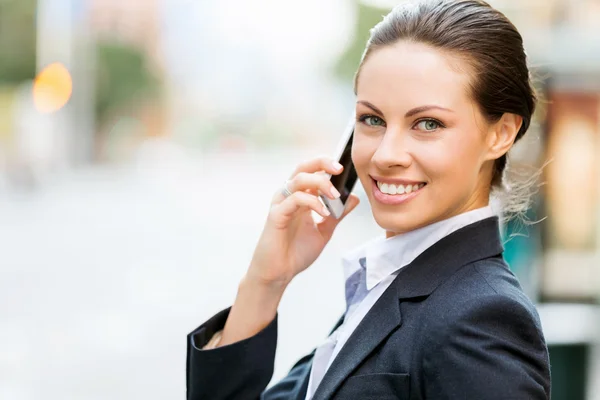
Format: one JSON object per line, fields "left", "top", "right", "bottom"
{"left": 88, "top": 0, "right": 163, "bottom": 69}
{"left": 87, "top": 0, "right": 167, "bottom": 150}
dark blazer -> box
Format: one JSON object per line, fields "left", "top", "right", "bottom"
{"left": 187, "top": 217, "right": 551, "bottom": 399}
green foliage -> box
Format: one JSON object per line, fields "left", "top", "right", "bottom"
{"left": 0, "top": 0, "right": 37, "bottom": 84}
{"left": 333, "top": 3, "right": 391, "bottom": 84}
{"left": 95, "top": 41, "right": 160, "bottom": 125}
{"left": 0, "top": 0, "right": 159, "bottom": 133}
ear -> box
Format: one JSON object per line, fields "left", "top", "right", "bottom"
{"left": 485, "top": 113, "right": 523, "bottom": 161}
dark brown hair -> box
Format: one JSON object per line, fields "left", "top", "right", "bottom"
{"left": 354, "top": 0, "right": 537, "bottom": 197}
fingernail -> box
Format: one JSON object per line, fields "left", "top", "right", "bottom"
{"left": 333, "top": 162, "right": 343, "bottom": 171}
{"left": 323, "top": 206, "right": 331, "bottom": 216}
{"left": 330, "top": 186, "right": 341, "bottom": 199}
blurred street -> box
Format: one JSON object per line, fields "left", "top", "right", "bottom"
{"left": 0, "top": 144, "right": 381, "bottom": 399}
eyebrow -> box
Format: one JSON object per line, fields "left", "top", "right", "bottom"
{"left": 357, "top": 101, "right": 453, "bottom": 118}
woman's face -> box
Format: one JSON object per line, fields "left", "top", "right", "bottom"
{"left": 352, "top": 41, "right": 495, "bottom": 236}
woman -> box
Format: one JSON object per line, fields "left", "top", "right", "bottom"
{"left": 186, "top": 1, "right": 551, "bottom": 399}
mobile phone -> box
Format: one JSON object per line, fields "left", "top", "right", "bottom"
{"left": 320, "top": 116, "right": 358, "bottom": 219}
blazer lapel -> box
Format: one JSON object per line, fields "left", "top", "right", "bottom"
{"left": 310, "top": 279, "right": 402, "bottom": 400}
{"left": 310, "top": 217, "right": 503, "bottom": 400}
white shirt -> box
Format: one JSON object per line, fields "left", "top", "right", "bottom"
{"left": 304, "top": 206, "right": 496, "bottom": 400}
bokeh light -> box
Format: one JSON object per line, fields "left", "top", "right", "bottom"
{"left": 32, "top": 62, "right": 73, "bottom": 113}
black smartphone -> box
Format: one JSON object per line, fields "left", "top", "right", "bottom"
{"left": 320, "top": 117, "right": 358, "bottom": 219}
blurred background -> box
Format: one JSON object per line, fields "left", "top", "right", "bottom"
{"left": 0, "top": 0, "right": 599, "bottom": 399}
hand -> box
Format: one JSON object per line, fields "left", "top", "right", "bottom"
{"left": 246, "top": 157, "right": 360, "bottom": 288}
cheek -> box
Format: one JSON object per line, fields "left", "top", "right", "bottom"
{"left": 351, "top": 134, "right": 375, "bottom": 171}
{"left": 418, "top": 132, "right": 484, "bottom": 187}
{"left": 351, "top": 134, "right": 379, "bottom": 192}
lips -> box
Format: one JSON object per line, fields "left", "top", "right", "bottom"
{"left": 371, "top": 178, "right": 425, "bottom": 205}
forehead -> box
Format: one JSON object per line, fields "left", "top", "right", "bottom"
{"left": 356, "top": 41, "right": 473, "bottom": 110}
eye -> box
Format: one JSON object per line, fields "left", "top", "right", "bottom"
{"left": 415, "top": 119, "right": 443, "bottom": 131}
{"left": 359, "top": 114, "right": 386, "bottom": 127}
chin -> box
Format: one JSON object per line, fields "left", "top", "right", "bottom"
{"left": 371, "top": 207, "right": 429, "bottom": 235}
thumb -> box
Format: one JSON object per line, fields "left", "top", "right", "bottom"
{"left": 317, "top": 194, "right": 360, "bottom": 237}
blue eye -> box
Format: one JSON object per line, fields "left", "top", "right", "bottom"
{"left": 415, "top": 119, "right": 442, "bottom": 131}
{"left": 360, "top": 115, "right": 385, "bottom": 127}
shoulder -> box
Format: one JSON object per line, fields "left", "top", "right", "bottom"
{"left": 417, "top": 257, "right": 551, "bottom": 398}
{"left": 423, "top": 256, "right": 545, "bottom": 342}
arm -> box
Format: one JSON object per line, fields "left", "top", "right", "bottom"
{"left": 423, "top": 294, "right": 551, "bottom": 399}
{"left": 187, "top": 276, "right": 344, "bottom": 400}
{"left": 186, "top": 157, "right": 359, "bottom": 399}
{"left": 186, "top": 276, "right": 286, "bottom": 400}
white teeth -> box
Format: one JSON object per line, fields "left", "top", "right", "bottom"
{"left": 377, "top": 181, "right": 425, "bottom": 195}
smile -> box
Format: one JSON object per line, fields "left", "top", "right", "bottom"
{"left": 371, "top": 178, "right": 427, "bottom": 205}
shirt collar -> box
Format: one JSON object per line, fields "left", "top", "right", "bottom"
{"left": 342, "top": 205, "right": 496, "bottom": 290}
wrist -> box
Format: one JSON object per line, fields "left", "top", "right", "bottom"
{"left": 238, "top": 273, "right": 288, "bottom": 305}
{"left": 219, "top": 274, "right": 285, "bottom": 347}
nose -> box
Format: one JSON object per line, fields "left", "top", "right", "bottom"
{"left": 372, "top": 127, "right": 412, "bottom": 170}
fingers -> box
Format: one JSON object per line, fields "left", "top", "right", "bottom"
{"left": 288, "top": 172, "right": 341, "bottom": 200}
{"left": 272, "top": 156, "right": 345, "bottom": 204}
{"left": 290, "top": 157, "right": 344, "bottom": 179}
{"left": 274, "top": 191, "right": 331, "bottom": 220}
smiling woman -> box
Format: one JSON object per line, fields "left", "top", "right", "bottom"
{"left": 185, "top": 1, "right": 551, "bottom": 399}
